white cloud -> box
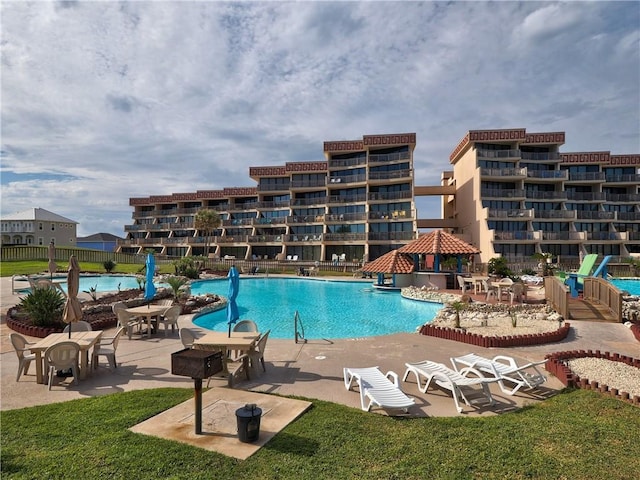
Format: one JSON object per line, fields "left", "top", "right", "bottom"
{"left": 1, "top": 1, "right": 638, "bottom": 236}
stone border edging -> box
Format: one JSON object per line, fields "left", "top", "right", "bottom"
{"left": 545, "top": 350, "right": 640, "bottom": 407}
{"left": 418, "top": 322, "right": 571, "bottom": 348}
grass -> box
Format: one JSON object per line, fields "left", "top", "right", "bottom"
{"left": 1, "top": 388, "right": 639, "bottom": 479}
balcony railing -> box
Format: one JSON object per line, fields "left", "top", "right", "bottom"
{"left": 534, "top": 210, "right": 575, "bottom": 219}
{"left": 251, "top": 217, "right": 287, "bottom": 225}
{"left": 124, "top": 225, "right": 147, "bottom": 231}
{"left": 587, "top": 232, "right": 627, "bottom": 241}
{"left": 252, "top": 200, "right": 290, "bottom": 209}
{"left": 541, "top": 232, "right": 583, "bottom": 241}
{"left": 606, "top": 193, "right": 640, "bottom": 202}
{"left": 132, "top": 211, "right": 156, "bottom": 218}
{"left": 368, "top": 191, "right": 412, "bottom": 201}
{"left": 576, "top": 211, "right": 615, "bottom": 220}
{"left": 323, "top": 233, "right": 367, "bottom": 241}
{"left": 487, "top": 209, "right": 531, "bottom": 219}
{"left": 216, "top": 235, "right": 249, "bottom": 243}
{"left": 368, "top": 170, "right": 412, "bottom": 181}
{"left": 481, "top": 168, "right": 526, "bottom": 177}
{"left": 525, "top": 191, "right": 567, "bottom": 200}
{"left": 291, "top": 197, "right": 328, "bottom": 206}
{"left": 290, "top": 180, "right": 326, "bottom": 188}
{"left": 526, "top": 170, "right": 568, "bottom": 180}
{"left": 223, "top": 218, "right": 254, "bottom": 226}
{"left": 368, "top": 151, "right": 411, "bottom": 163}
{"left": 567, "top": 172, "right": 606, "bottom": 182}
{"left": 286, "top": 215, "right": 325, "bottom": 224}
{"left": 285, "top": 234, "right": 324, "bottom": 242}
{"left": 493, "top": 231, "right": 535, "bottom": 240}
{"left": 618, "top": 212, "right": 640, "bottom": 221}
{"left": 257, "top": 183, "right": 291, "bottom": 191}
{"left": 481, "top": 189, "right": 526, "bottom": 199}
{"left": 327, "top": 194, "right": 367, "bottom": 203}
{"left": 367, "top": 231, "right": 416, "bottom": 241}
{"left": 368, "top": 210, "right": 412, "bottom": 220}
{"left": 329, "top": 157, "right": 367, "bottom": 167}
{"left": 605, "top": 174, "right": 640, "bottom": 183}
{"left": 247, "top": 235, "right": 284, "bottom": 243}
{"left": 328, "top": 173, "right": 367, "bottom": 184}
{"left": 477, "top": 148, "right": 520, "bottom": 159}
{"left": 520, "top": 151, "right": 561, "bottom": 161}
{"left": 566, "top": 192, "right": 606, "bottom": 201}
{"left": 325, "top": 213, "right": 367, "bottom": 222}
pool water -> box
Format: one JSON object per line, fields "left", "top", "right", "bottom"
{"left": 610, "top": 279, "right": 640, "bottom": 295}
{"left": 35, "top": 275, "right": 165, "bottom": 293}
{"left": 191, "top": 278, "right": 442, "bottom": 340}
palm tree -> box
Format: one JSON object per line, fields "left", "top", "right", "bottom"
{"left": 194, "top": 209, "right": 221, "bottom": 257}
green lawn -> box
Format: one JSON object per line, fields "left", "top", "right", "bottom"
{"left": 1, "top": 388, "right": 639, "bottom": 479}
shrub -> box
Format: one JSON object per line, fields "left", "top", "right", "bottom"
{"left": 172, "top": 257, "right": 200, "bottom": 279}
{"left": 103, "top": 259, "right": 117, "bottom": 273}
{"left": 166, "top": 276, "right": 190, "bottom": 300}
{"left": 18, "top": 288, "right": 65, "bottom": 327}
{"left": 488, "top": 257, "right": 512, "bottom": 278}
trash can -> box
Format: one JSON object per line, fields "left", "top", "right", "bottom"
{"left": 236, "top": 403, "right": 262, "bottom": 443}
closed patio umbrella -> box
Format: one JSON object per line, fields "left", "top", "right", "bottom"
{"left": 62, "top": 255, "right": 83, "bottom": 338}
{"left": 227, "top": 265, "right": 240, "bottom": 337}
{"left": 48, "top": 240, "right": 57, "bottom": 280}
{"left": 144, "top": 253, "right": 157, "bottom": 304}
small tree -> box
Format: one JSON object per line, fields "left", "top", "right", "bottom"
{"left": 18, "top": 288, "right": 65, "bottom": 327}
{"left": 450, "top": 300, "right": 466, "bottom": 329}
{"left": 194, "top": 209, "right": 222, "bottom": 257}
{"left": 166, "top": 276, "right": 190, "bottom": 301}
{"left": 103, "top": 259, "right": 116, "bottom": 273}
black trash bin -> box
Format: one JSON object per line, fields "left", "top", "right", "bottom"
{"left": 236, "top": 403, "right": 262, "bottom": 443}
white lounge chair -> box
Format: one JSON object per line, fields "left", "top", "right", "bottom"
{"left": 403, "top": 360, "right": 497, "bottom": 413}
{"left": 450, "top": 353, "right": 547, "bottom": 395}
{"left": 343, "top": 366, "right": 415, "bottom": 413}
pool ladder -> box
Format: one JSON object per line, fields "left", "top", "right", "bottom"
{"left": 294, "top": 310, "right": 307, "bottom": 343}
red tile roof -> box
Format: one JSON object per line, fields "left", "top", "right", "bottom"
{"left": 398, "top": 230, "right": 480, "bottom": 255}
{"left": 362, "top": 250, "right": 415, "bottom": 274}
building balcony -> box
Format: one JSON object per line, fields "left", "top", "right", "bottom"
{"left": 329, "top": 157, "right": 367, "bottom": 168}
{"left": 203, "top": 204, "right": 230, "bottom": 211}
{"left": 628, "top": 231, "right": 640, "bottom": 240}
{"left": 487, "top": 209, "right": 532, "bottom": 219}
{"left": 367, "top": 231, "right": 416, "bottom": 241}
{"left": 328, "top": 174, "right": 367, "bottom": 185}
{"left": 606, "top": 193, "right": 640, "bottom": 203}
{"left": 291, "top": 197, "right": 328, "bottom": 206}
{"left": 526, "top": 170, "right": 568, "bottom": 181}
{"left": 480, "top": 188, "right": 526, "bottom": 199}
{"left": 285, "top": 234, "right": 323, "bottom": 242}
{"left": 493, "top": 231, "right": 536, "bottom": 241}
{"left": 327, "top": 194, "right": 367, "bottom": 204}
{"left": 132, "top": 211, "right": 156, "bottom": 219}
{"left": 253, "top": 200, "right": 290, "bottom": 209}
{"left": 566, "top": 192, "right": 606, "bottom": 202}
{"left": 290, "top": 179, "right": 326, "bottom": 188}
{"left": 252, "top": 217, "right": 287, "bottom": 226}
{"left": 226, "top": 204, "right": 258, "bottom": 212}
{"left": 368, "top": 210, "right": 412, "bottom": 220}
{"left": 525, "top": 191, "right": 567, "bottom": 200}
{"left": 566, "top": 172, "right": 606, "bottom": 182}
{"left": 247, "top": 234, "right": 283, "bottom": 243}
{"left": 586, "top": 232, "right": 628, "bottom": 241}
{"left": 216, "top": 235, "right": 249, "bottom": 243}
{"left": 477, "top": 148, "right": 521, "bottom": 160}
{"left": 605, "top": 173, "right": 640, "bottom": 184}
{"left": 286, "top": 215, "right": 325, "bottom": 224}
{"left": 323, "top": 233, "right": 367, "bottom": 242}
{"left": 520, "top": 151, "right": 561, "bottom": 161}
{"left": 368, "top": 191, "right": 412, "bottom": 201}
{"left": 534, "top": 210, "right": 576, "bottom": 219}
{"left": 541, "top": 232, "right": 584, "bottom": 241}
{"left": 481, "top": 168, "right": 526, "bottom": 179}
{"left": 124, "top": 224, "right": 147, "bottom": 231}
{"left": 325, "top": 212, "right": 367, "bottom": 222}
{"left": 618, "top": 212, "right": 640, "bottom": 221}
{"left": 223, "top": 218, "right": 254, "bottom": 226}
{"left": 576, "top": 211, "right": 615, "bottom": 220}
{"left": 257, "top": 184, "right": 291, "bottom": 192}
{"left": 368, "top": 170, "right": 412, "bottom": 181}
{"left": 368, "top": 151, "right": 411, "bottom": 163}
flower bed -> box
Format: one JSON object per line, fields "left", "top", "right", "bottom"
{"left": 545, "top": 350, "right": 640, "bottom": 406}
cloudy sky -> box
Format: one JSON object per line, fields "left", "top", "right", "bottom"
{"left": 2, "top": 1, "right": 639, "bottom": 237}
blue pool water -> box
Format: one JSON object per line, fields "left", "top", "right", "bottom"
{"left": 191, "top": 278, "right": 442, "bottom": 339}
{"left": 610, "top": 279, "right": 640, "bottom": 295}
{"left": 31, "top": 275, "right": 165, "bottom": 293}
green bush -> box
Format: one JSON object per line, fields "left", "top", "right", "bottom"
{"left": 172, "top": 257, "right": 200, "bottom": 279}
{"left": 18, "top": 288, "right": 65, "bottom": 327}
{"left": 166, "top": 276, "right": 190, "bottom": 300}
{"left": 487, "top": 257, "right": 512, "bottom": 278}
{"left": 103, "top": 259, "right": 117, "bottom": 273}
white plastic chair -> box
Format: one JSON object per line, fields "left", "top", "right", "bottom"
{"left": 116, "top": 309, "right": 142, "bottom": 340}
{"left": 344, "top": 366, "right": 415, "bottom": 412}
{"left": 45, "top": 341, "right": 80, "bottom": 390}
{"left": 457, "top": 275, "right": 472, "bottom": 294}
{"left": 233, "top": 320, "right": 258, "bottom": 333}
{"left": 92, "top": 327, "right": 125, "bottom": 370}
{"left": 179, "top": 327, "right": 197, "bottom": 349}
{"left": 63, "top": 321, "right": 92, "bottom": 333}
{"left": 158, "top": 305, "right": 181, "bottom": 337}
{"left": 10, "top": 333, "right": 36, "bottom": 382}
{"left": 248, "top": 330, "right": 270, "bottom": 373}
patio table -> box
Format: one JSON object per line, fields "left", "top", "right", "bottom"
{"left": 125, "top": 305, "right": 167, "bottom": 338}
{"left": 30, "top": 331, "right": 103, "bottom": 384}
{"left": 192, "top": 332, "right": 260, "bottom": 379}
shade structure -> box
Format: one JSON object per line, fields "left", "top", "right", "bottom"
{"left": 362, "top": 249, "right": 415, "bottom": 274}
{"left": 62, "top": 255, "right": 83, "bottom": 338}
{"left": 47, "top": 240, "right": 57, "bottom": 279}
{"left": 227, "top": 265, "right": 240, "bottom": 337}
{"left": 144, "top": 253, "right": 156, "bottom": 302}
{"left": 399, "top": 230, "right": 480, "bottom": 273}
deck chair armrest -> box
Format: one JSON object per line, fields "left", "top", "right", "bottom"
{"left": 490, "top": 355, "right": 519, "bottom": 369}
{"left": 384, "top": 371, "right": 400, "bottom": 387}
{"left": 458, "top": 366, "right": 489, "bottom": 379}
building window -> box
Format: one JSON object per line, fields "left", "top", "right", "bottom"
{"left": 39, "top": 223, "right": 43, "bottom": 230}
{"left": 51, "top": 224, "right": 55, "bottom": 231}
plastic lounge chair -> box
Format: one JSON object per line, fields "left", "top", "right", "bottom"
{"left": 44, "top": 341, "right": 80, "bottom": 390}
{"left": 92, "top": 327, "right": 125, "bottom": 370}
{"left": 562, "top": 253, "right": 598, "bottom": 296}
{"left": 63, "top": 320, "right": 92, "bottom": 333}
{"left": 450, "top": 353, "right": 547, "bottom": 396}
{"left": 10, "top": 333, "right": 36, "bottom": 382}
{"left": 403, "top": 360, "right": 496, "bottom": 413}
{"left": 344, "top": 366, "right": 415, "bottom": 412}
{"left": 158, "top": 305, "right": 181, "bottom": 337}
{"left": 179, "top": 327, "right": 197, "bottom": 348}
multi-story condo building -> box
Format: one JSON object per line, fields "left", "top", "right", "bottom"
{"left": 428, "top": 128, "right": 640, "bottom": 264}
{"left": 1, "top": 208, "right": 78, "bottom": 247}
{"left": 117, "top": 133, "right": 418, "bottom": 261}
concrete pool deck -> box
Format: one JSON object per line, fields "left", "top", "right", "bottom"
{"left": 2, "top": 275, "right": 639, "bottom": 455}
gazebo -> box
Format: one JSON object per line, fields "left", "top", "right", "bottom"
{"left": 361, "top": 249, "right": 415, "bottom": 289}
{"left": 399, "top": 230, "right": 480, "bottom": 273}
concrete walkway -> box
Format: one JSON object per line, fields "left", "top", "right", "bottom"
{"left": 3, "top": 276, "right": 639, "bottom": 418}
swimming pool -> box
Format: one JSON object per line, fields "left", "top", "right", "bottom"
{"left": 25, "top": 275, "right": 165, "bottom": 294}
{"left": 191, "top": 278, "right": 442, "bottom": 339}
{"left": 610, "top": 279, "right": 640, "bottom": 295}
